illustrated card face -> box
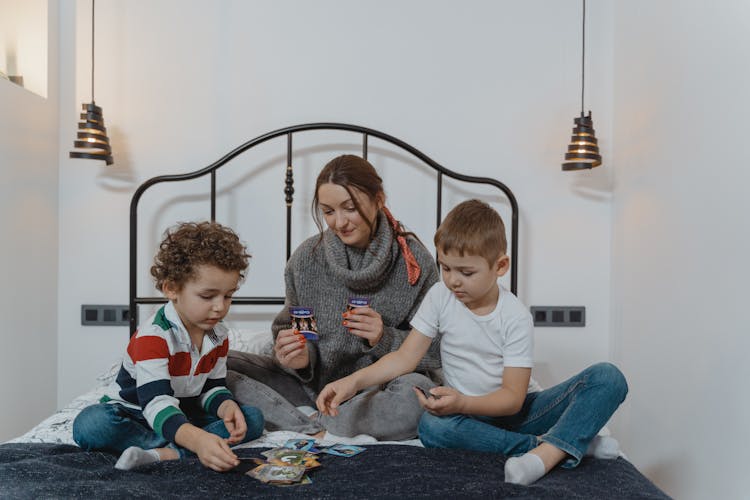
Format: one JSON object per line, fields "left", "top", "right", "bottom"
{"left": 289, "top": 306, "right": 319, "bottom": 341}
{"left": 284, "top": 438, "right": 319, "bottom": 453}
{"left": 321, "top": 444, "right": 365, "bottom": 457}
{"left": 346, "top": 297, "right": 370, "bottom": 312}
{"left": 249, "top": 463, "right": 306, "bottom": 484}
{"left": 261, "top": 448, "right": 309, "bottom": 465}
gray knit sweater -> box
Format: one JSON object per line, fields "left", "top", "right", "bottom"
{"left": 271, "top": 211, "right": 441, "bottom": 393}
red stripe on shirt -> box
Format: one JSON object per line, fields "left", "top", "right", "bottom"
{"left": 168, "top": 352, "right": 192, "bottom": 376}
{"left": 194, "top": 339, "right": 228, "bottom": 375}
{"left": 128, "top": 335, "right": 169, "bottom": 362}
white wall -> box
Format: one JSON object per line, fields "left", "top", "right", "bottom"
{"left": 0, "top": 0, "right": 58, "bottom": 442}
{"left": 58, "top": 0, "right": 616, "bottom": 407}
{"left": 0, "top": 0, "right": 48, "bottom": 97}
{"left": 612, "top": 2, "right": 750, "bottom": 499}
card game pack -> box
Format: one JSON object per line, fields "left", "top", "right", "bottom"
{"left": 289, "top": 306, "right": 319, "bottom": 341}
{"left": 346, "top": 297, "right": 370, "bottom": 312}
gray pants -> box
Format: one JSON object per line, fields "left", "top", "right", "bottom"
{"left": 226, "top": 351, "right": 435, "bottom": 441}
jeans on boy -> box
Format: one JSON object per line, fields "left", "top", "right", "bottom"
{"left": 73, "top": 402, "right": 264, "bottom": 458}
{"left": 418, "top": 362, "right": 627, "bottom": 467}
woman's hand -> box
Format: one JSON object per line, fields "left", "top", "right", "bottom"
{"left": 274, "top": 328, "right": 309, "bottom": 369}
{"left": 342, "top": 306, "right": 384, "bottom": 346}
{"left": 413, "top": 386, "right": 466, "bottom": 416}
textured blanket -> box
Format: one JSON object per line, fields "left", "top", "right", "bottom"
{"left": 0, "top": 442, "right": 670, "bottom": 499}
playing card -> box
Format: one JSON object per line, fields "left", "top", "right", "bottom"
{"left": 346, "top": 297, "right": 370, "bottom": 312}
{"left": 321, "top": 444, "right": 366, "bottom": 457}
{"left": 284, "top": 438, "right": 320, "bottom": 453}
{"left": 289, "top": 306, "right": 319, "bottom": 341}
{"left": 260, "top": 448, "right": 309, "bottom": 465}
{"left": 248, "top": 463, "right": 306, "bottom": 484}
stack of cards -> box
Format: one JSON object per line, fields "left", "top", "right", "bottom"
{"left": 238, "top": 439, "right": 366, "bottom": 487}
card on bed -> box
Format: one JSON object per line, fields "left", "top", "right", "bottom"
{"left": 284, "top": 438, "right": 320, "bottom": 453}
{"left": 321, "top": 444, "right": 365, "bottom": 457}
{"left": 248, "top": 463, "right": 306, "bottom": 484}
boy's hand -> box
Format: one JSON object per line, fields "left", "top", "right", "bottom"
{"left": 194, "top": 431, "right": 240, "bottom": 472}
{"left": 342, "top": 306, "right": 383, "bottom": 346}
{"left": 274, "top": 328, "right": 309, "bottom": 369}
{"left": 177, "top": 423, "right": 240, "bottom": 472}
{"left": 217, "top": 400, "right": 247, "bottom": 444}
{"left": 316, "top": 376, "right": 358, "bottom": 417}
{"left": 414, "top": 385, "right": 465, "bottom": 416}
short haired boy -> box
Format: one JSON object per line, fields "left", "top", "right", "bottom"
{"left": 73, "top": 221, "right": 264, "bottom": 471}
{"left": 316, "top": 200, "right": 628, "bottom": 485}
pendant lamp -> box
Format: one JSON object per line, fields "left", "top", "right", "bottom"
{"left": 70, "top": 0, "right": 113, "bottom": 165}
{"left": 562, "top": 0, "right": 601, "bottom": 171}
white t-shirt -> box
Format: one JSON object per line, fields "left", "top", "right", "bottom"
{"left": 411, "top": 281, "right": 540, "bottom": 396}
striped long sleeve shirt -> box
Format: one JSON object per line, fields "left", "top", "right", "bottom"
{"left": 107, "top": 302, "right": 234, "bottom": 443}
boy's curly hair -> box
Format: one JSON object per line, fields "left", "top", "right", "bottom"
{"left": 150, "top": 221, "right": 251, "bottom": 291}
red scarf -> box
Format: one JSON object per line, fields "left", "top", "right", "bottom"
{"left": 382, "top": 207, "right": 421, "bottom": 286}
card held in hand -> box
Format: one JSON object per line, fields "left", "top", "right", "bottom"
{"left": 346, "top": 297, "right": 370, "bottom": 312}
{"left": 289, "top": 306, "right": 319, "bottom": 341}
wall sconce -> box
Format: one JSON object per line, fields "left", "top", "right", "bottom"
{"left": 562, "top": 0, "right": 601, "bottom": 171}
{"left": 69, "top": 0, "right": 113, "bottom": 165}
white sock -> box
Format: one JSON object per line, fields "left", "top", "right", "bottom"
{"left": 585, "top": 435, "right": 621, "bottom": 459}
{"left": 114, "top": 446, "right": 161, "bottom": 470}
{"left": 504, "top": 452, "right": 546, "bottom": 485}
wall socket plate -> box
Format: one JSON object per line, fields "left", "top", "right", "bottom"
{"left": 530, "top": 306, "right": 585, "bottom": 327}
{"left": 81, "top": 305, "right": 130, "bottom": 326}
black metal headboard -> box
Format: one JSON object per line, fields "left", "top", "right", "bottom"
{"left": 129, "top": 123, "right": 518, "bottom": 335}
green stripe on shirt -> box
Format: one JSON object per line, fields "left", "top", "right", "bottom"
{"left": 153, "top": 406, "right": 185, "bottom": 438}
{"left": 203, "top": 388, "right": 232, "bottom": 413}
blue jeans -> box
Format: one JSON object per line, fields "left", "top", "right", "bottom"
{"left": 418, "top": 362, "right": 628, "bottom": 468}
{"left": 72, "top": 402, "right": 264, "bottom": 458}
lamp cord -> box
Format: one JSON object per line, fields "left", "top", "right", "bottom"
{"left": 91, "top": 0, "right": 95, "bottom": 103}
{"left": 580, "top": 0, "right": 585, "bottom": 115}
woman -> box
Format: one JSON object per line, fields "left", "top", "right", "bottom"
{"left": 227, "top": 154, "right": 440, "bottom": 440}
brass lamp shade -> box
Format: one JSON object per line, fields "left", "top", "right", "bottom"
{"left": 562, "top": 111, "right": 601, "bottom": 171}
{"left": 70, "top": 102, "right": 113, "bottom": 165}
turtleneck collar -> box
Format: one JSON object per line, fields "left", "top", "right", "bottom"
{"left": 321, "top": 211, "right": 399, "bottom": 290}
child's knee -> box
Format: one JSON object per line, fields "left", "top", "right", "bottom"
{"left": 72, "top": 404, "right": 112, "bottom": 450}
{"left": 589, "top": 362, "right": 628, "bottom": 401}
{"left": 417, "top": 412, "right": 452, "bottom": 448}
{"left": 240, "top": 405, "right": 264, "bottom": 440}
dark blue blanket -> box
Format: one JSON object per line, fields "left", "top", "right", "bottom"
{"left": 0, "top": 443, "right": 670, "bottom": 499}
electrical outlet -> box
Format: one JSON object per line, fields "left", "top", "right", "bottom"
{"left": 81, "top": 305, "right": 130, "bottom": 326}
{"left": 530, "top": 306, "right": 585, "bottom": 327}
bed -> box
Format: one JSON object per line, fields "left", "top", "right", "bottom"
{"left": 1, "top": 123, "right": 669, "bottom": 499}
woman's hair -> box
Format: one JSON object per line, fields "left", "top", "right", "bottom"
{"left": 311, "top": 154, "right": 385, "bottom": 241}
{"left": 150, "top": 221, "right": 251, "bottom": 291}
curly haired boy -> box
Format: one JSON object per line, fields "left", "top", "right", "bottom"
{"left": 73, "top": 221, "right": 264, "bottom": 471}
